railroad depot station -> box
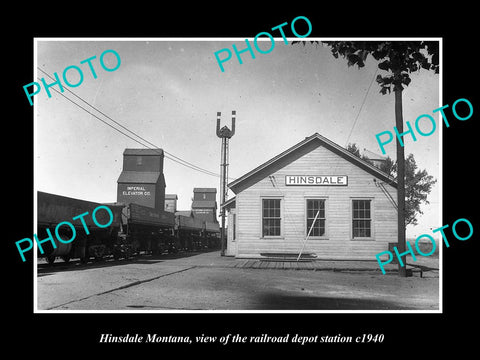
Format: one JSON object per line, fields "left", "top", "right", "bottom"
{"left": 223, "top": 133, "right": 398, "bottom": 260}
{"left": 111, "top": 135, "right": 398, "bottom": 261}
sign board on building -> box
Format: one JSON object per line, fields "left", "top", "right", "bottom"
{"left": 117, "top": 183, "right": 157, "bottom": 209}
{"left": 121, "top": 185, "right": 151, "bottom": 196}
{"left": 285, "top": 175, "right": 348, "bottom": 186}
{"left": 193, "top": 209, "right": 213, "bottom": 214}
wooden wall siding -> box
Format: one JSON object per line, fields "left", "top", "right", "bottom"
{"left": 234, "top": 144, "right": 398, "bottom": 260}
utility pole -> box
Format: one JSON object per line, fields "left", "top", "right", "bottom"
{"left": 216, "top": 111, "right": 236, "bottom": 256}
{"left": 395, "top": 87, "right": 407, "bottom": 277}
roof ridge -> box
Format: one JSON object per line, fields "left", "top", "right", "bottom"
{"left": 228, "top": 132, "right": 397, "bottom": 193}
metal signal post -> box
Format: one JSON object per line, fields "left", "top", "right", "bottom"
{"left": 216, "top": 111, "right": 236, "bottom": 256}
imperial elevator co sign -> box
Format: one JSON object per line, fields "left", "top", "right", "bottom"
{"left": 285, "top": 175, "right": 348, "bottom": 186}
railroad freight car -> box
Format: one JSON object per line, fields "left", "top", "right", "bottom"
{"left": 121, "top": 202, "right": 177, "bottom": 255}
{"left": 205, "top": 221, "right": 221, "bottom": 249}
{"left": 119, "top": 203, "right": 219, "bottom": 254}
{"left": 37, "top": 191, "right": 124, "bottom": 264}
{"left": 37, "top": 192, "right": 221, "bottom": 266}
{"left": 175, "top": 213, "right": 205, "bottom": 251}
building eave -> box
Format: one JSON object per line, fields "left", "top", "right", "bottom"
{"left": 228, "top": 133, "right": 397, "bottom": 194}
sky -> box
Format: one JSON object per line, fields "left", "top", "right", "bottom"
{"left": 34, "top": 38, "right": 440, "bottom": 238}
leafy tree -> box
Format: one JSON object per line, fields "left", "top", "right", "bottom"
{"left": 346, "top": 143, "right": 361, "bottom": 157}
{"left": 322, "top": 41, "right": 439, "bottom": 93}
{"left": 347, "top": 145, "right": 436, "bottom": 227}
{"left": 377, "top": 155, "right": 396, "bottom": 176}
{"left": 403, "top": 154, "right": 436, "bottom": 227}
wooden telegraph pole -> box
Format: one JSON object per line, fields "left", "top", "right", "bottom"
{"left": 394, "top": 87, "right": 407, "bottom": 277}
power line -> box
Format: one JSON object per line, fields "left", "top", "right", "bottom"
{"left": 36, "top": 68, "right": 227, "bottom": 179}
{"left": 344, "top": 67, "right": 378, "bottom": 147}
{"left": 37, "top": 67, "right": 219, "bottom": 177}
{"left": 37, "top": 68, "right": 220, "bottom": 177}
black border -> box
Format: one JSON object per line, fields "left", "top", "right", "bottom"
{"left": 7, "top": 5, "right": 478, "bottom": 354}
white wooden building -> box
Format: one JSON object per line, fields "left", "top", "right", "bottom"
{"left": 224, "top": 133, "right": 398, "bottom": 260}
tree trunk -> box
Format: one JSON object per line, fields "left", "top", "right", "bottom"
{"left": 395, "top": 88, "right": 407, "bottom": 277}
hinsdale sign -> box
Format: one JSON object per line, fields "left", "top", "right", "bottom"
{"left": 285, "top": 175, "right": 348, "bottom": 186}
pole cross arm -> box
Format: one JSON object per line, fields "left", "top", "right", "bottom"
{"left": 216, "top": 111, "right": 236, "bottom": 138}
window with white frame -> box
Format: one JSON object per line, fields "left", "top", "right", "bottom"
{"left": 306, "top": 199, "right": 326, "bottom": 237}
{"left": 262, "top": 198, "right": 281, "bottom": 237}
{"left": 352, "top": 199, "right": 372, "bottom": 238}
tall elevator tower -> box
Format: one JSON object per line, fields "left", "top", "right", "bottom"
{"left": 216, "top": 111, "right": 235, "bottom": 256}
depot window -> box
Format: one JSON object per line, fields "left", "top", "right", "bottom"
{"left": 262, "top": 198, "right": 281, "bottom": 237}
{"left": 352, "top": 199, "right": 372, "bottom": 238}
{"left": 306, "top": 199, "right": 326, "bottom": 237}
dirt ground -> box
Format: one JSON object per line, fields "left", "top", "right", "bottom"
{"left": 37, "top": 250, "right": 439, "bottom": 311}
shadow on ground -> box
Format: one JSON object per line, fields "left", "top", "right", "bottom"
{"left": 37, "top": 249, "right": 219, "bottom": 275}
{"left": 255, "top": 292, "right": 421, "bottom": 310}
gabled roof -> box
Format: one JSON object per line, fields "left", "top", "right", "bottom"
{"left": 193, "top": 188, "right": 217, "bottom": 193}
{"left": 175, "top": 210, "right": 193, "bottom": 217}
{"left": 221, "top": 196, "right": 236, "bottom": 210}
{"left": 228, "top": 133, "right": 397, "bottom": 194}
{"left": 362, "top": 148, "right": 387, "bottom": 161}
{"left": 192, "top": 200, "right": 217, "bottom": 209}
{"left": 123, "top": 148, "right": 163, "bottom": 156}
{"left": 117, "top": 171, "right": 161, "bottom": 184}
